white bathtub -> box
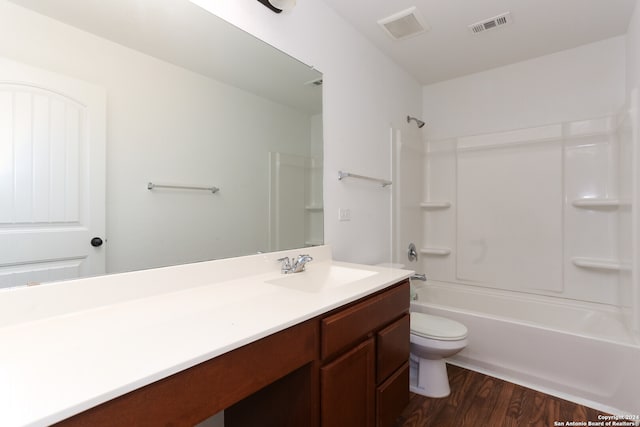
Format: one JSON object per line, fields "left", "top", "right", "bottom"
{"left": 411, "top": 281, "right": 640, "bottom": 415}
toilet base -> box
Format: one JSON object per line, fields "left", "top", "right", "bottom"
{"left": 409, "top": 355, "right": 451, "bottom": 398}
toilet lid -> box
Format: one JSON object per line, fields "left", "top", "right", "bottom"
{"left": 410, "top": 312, "right": 468, "bottom": 340}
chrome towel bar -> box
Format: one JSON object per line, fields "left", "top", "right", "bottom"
{"left": 147, "top": 182, "right": 220, "bottom": 194}
{"left": 338, "top": 171, "right": 392, "bottom": 187}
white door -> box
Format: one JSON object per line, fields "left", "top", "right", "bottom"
{"left": 0, "top": 57, "right": 106, "bottom": 288}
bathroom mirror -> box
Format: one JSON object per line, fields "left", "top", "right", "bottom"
{"left": 0, "top": 0, "right": 323, "bottom": 288}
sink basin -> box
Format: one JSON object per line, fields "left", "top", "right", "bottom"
{"left": 265, "top": 265, "right": 377, "bottom": 293}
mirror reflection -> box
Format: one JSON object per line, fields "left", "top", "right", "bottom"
{"left": 0, "top": 0, "right": 323, "bottom": 289}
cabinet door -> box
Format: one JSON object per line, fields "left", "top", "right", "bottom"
{"left": 376, "top": 362, "right": 409, "bottom": 427}
{"left": 321, "top": 338, "right": 375, "bottom": 427}
{"left": 377, "top": 314, "right": 410, "bottom": 383}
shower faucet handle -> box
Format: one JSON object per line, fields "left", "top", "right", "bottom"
{"left": 408, "top": 243, "right": 418, "bottom": 262}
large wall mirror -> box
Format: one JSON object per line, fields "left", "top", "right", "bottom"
{"left": 0, "top": 0, "right": 323, "bottom": 289}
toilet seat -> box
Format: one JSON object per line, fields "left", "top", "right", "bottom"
{"left": 410, "top": 312, "right": 468, "bottom": 341}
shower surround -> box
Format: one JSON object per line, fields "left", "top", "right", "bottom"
{"left": 422, "top": 113, "right": 633, "bottom": 317}
{"left": 408, "top": 109, "right": 640, "bottom": 414}
{"left": 399, "top": 34, "right": 640, "bottom": 413}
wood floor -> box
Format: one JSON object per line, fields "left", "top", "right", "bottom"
{"left": 396, "top": 364, "right": 606, "bottom": 427}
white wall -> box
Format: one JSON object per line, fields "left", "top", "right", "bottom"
{"left": 190, "top": 0, "right": 423, "bottom": 264}
{"left": 423, "top": 37, "right": 626, "bottom": 141}
{"left": 0, "top": 1, "right": 314, "bottom": 273}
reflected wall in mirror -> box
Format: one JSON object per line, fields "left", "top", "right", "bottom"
{"left": 0, "top": 0, "right": 323, "bottom": 288}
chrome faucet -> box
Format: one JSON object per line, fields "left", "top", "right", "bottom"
{"left": 292, "top": 254, "right": 313, "bottom": 272}
{"left": 409, "top": 273, "right": 426, "bottom": 301}
{"left": 277, "top": 254, "right": 313, "bottom": 274}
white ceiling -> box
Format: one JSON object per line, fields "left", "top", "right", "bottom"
{"left": 321, "top": 0, "right": 637, "bottom": 85}
{"left": 7, "top": 0, "right": 322, "bottom": 113}
{"left": 10, "top": 0, "right": 637, "bottom": 91}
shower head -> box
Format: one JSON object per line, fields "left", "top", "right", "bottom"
{"left": 407, "top": 115, "right": 426, "bottom": 128}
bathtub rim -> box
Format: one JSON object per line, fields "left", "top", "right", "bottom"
{"left": 412, "top": 280, "right": 640, "bottom": 347}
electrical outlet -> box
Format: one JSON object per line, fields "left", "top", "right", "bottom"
{"left": 338, "top": 208, "right": 351, "bottom": 221}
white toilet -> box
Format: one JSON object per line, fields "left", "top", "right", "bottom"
{"left": 409, "top": 312, "right": 468, "bottom": 398}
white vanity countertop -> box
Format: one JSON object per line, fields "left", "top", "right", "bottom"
{"left": 0, "top": 246, "right": 412, "bottom": 426}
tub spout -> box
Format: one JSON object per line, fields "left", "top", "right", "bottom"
{"left": 411, "top": 273, "right": 427, "bottom": 281}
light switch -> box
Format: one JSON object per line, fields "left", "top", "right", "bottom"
{"left": 338, "top": 208, "right": 351, "bottom": 221}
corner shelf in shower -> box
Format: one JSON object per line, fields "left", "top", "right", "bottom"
{"left": 305, "top": 205, "right": 324, "bottom": 211}
{"left": 420, "top": 247, "right": 451, "bottom": 256}
{"left": 571, "top": 257, "right": 627, "bottom": 271}
{"left": 571, "top": 198, "right": 630, "bottom": 209}
{"left": 419, "top": 201, "right": 452, "bottom": 209}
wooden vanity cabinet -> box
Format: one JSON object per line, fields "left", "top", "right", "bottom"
{"left": 320, "top": 280, "right": 410, "bottom": 427}
{"left": 57, "top": 319, "right": 319, "bottom": 427}
{"left": 57, "top": 280, "right": 410, "bottom": 427}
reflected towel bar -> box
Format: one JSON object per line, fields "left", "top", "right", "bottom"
{"left": 338, "top": 171, "right": 392, "bottom": 187}
{"left": 147, "top": 182, "right": 220, "bottom": 194}
{"left": 571, "top": 257, "right": 627, "bottom": 271}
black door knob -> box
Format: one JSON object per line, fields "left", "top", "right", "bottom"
{"left": 91, "top": 237, "right": 103, "bottom": 247}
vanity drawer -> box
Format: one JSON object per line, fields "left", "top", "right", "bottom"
{"left": 376, "top": 361, "right": 409, "bottom": 427}
{"left": 376, "top": 313, "right": 410, "bottom": 383}
{"left": 321, "top": 281, "right": 409, "bottom": 360}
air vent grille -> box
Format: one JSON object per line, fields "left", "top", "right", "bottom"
{"left": 378, "top": 7, "right": 430, "bottom": 41}
{"left": 469, "top": 12, "right": 512, "bottom": 34}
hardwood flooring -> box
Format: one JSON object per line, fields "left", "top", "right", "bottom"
{"left": 396, "top": 364, "right": 607, "bottom": 427}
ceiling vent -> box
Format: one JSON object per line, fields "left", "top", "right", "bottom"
{"left": 468, "top": 12, "right": 512, "bottom": 35}
{"left": 378, "top": 7, "right": 430, "bottom": 41}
